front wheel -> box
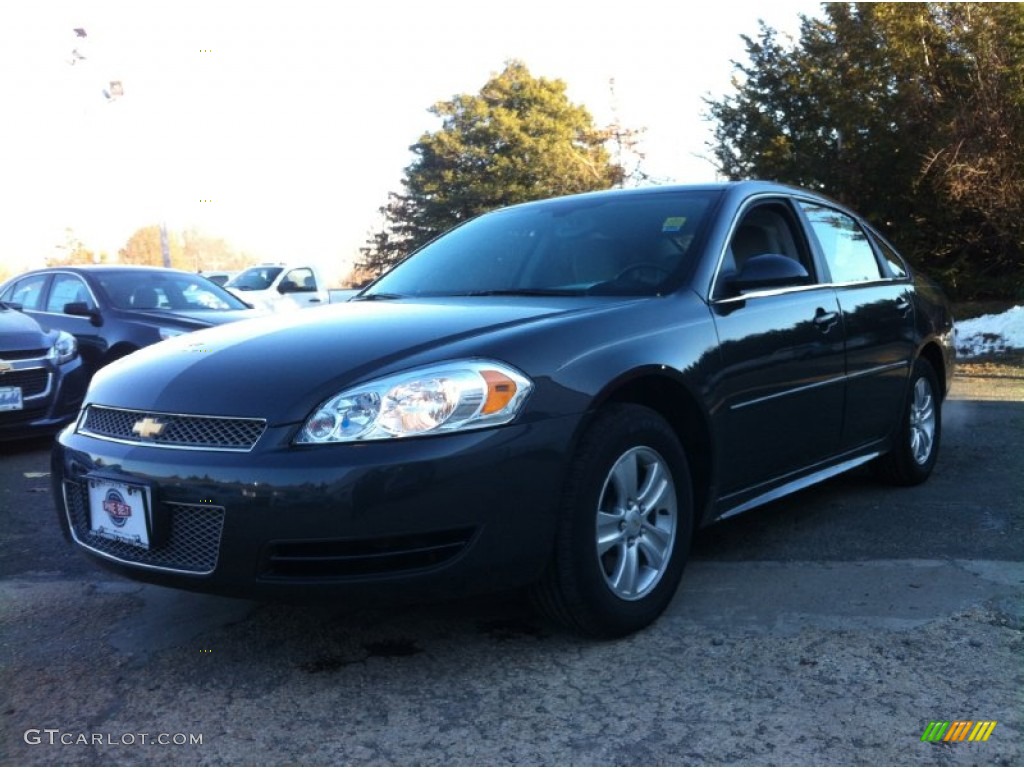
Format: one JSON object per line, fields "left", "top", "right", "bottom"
{"left": 876, "top": 358, "right": 942, "bottom": 486}
{"left": 533, "top": 404, "right": 693, "bottom": 637}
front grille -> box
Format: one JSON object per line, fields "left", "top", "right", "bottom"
{"left": 261, "top": 528, "right": 475, "bottom": 579}
{"left": 0, "top": 368, "right": 49, "bottom": 397}
{"left": 64, "top": 481, "right": 225, "bottom": 574}
{"left": 0, "top": 348, "right": 48, "bottom": 361}
{"left": 80, "top": 405, "right": 266, "bottom": 451}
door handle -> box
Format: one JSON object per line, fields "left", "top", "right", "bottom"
{"left": 895, "top": 296, "right": 912, "bottom": 315}
{"left": 813, "top": 308, "right": 839, "bottom": 332}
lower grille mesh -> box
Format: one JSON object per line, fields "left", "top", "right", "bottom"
{"left": 64, "top": 481, "right": 224, "bottom": 574}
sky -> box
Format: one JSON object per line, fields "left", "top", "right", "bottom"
{"left": 0, "top": 0, "right": 824, "bottom": 284}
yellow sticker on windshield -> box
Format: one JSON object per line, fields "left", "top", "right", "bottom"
{"left": 662, "top": 217, "right": 687, "bottom": 232}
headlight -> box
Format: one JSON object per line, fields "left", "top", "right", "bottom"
{"left": 295, "top": 360, "right": 533, "bottom": 444}
{"left": 159, "top": 326, "right": 187, "bottom": 340}
{"left": 47, "top": 330, "right": 78, "bottom": 365}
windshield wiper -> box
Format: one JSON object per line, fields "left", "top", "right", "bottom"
{"left": 450, "top": 288, "right": 584, "bottom": 297}
{"left": 350, "top": 292, "right": 406, "bottom": 301}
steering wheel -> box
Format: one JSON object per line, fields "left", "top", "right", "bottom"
{"left": 613, "top": 263, "right": 671, "bottom": 284}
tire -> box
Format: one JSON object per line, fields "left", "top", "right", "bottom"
{"left": 533, "top": 404, "right": 693, "bottom": 638}
{"left": 876, "top": 358, "right": 942, "bottom": 486}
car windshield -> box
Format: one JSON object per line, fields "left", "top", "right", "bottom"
{"left": 97, "top": 271, "right": 250, "bottom": 311}
{"left": 363, "top": 190, "right": 719, "bottom": 298}
{"left": 227, "top": 266, "right": 283, "bottom": 290}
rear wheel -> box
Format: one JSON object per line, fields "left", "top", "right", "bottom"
{"left": 876, "top": 358, "right": 941, "bottom": 486}
{"left": 533, "top": 404, "right": 693, "bottom": 637}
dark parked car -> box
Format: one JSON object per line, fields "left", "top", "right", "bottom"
{"left": 0, "top": 266, "right": 264, "bottom": 380}
{"left": 52, "top": 182, "right": 955, "bottom": 636}
{"left": 0, "top": 302, "right": 87, "bottom": 439}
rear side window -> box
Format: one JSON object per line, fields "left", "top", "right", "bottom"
{"left": 870, "top": 233, "right": 909, "bottom": 279}
{"left": 1, "top": 274, "right": 48, "bottom": 310}
{"left": 800, "top": 203, "right": 883, "bottom": 283}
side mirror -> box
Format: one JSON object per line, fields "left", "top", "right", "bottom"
{"left": 278, "top": 281, "right": 298, "bottom": 294}
{"left": 730, "top": 254, "right": 810, "bottom": 292}
{"left": 64, "top": 302, "right": 103, "bottom": 326}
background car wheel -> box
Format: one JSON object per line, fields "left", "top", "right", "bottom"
{"left": 876, "top": 358, "right": 942, "bottom": 486}
{"left": 533, "top": 404, "right": 693, "bottom": 638}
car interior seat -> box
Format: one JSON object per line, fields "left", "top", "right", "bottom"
{"left": 730, "top": 224, "right": 774, "bottom": 272}
{"left": 130, "top": 286, "right": 160, "bottom": 309}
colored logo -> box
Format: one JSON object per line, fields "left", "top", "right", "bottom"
{"left": 132, "top": 417, "right": 165, "bottom": 439}
{"left": 921, "top": 721, "right": 997, "bottom": 742}
{"left": 102, "top": 489, "right": 132, "bottom": 527}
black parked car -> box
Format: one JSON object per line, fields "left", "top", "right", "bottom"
{"left": 0, "top": 266, "right": 264, "bottom": 380}
{"left": 52, "top": 182, "right": 955, "bottom": 636}
{"left": 0, "top": 302, "right": 87, "bottom": 439}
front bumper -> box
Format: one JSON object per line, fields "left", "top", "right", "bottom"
{"left": 52, "top": 415, "right": 577, "bottom": 601}
{"left": 0, "top": 357, "right": 87, "bottom": 440}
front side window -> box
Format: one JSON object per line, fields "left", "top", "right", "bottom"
{"left": 281, "top": 268, "right": 315, "bottom": 292}
{"left": 715, "top": 201, "right": 816, "bottom": 298}
{"left": 363, "top": 191, "right": 720, "bottom": 298}
{"left": 800, "top": 203, "right": 883, "bottom": 283}
{"left": 46, "top": 274, "right": 95, "bottom": 312}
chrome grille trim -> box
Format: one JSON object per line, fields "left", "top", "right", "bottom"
{"left": 79, "top": 405, "right": 266, "bottom": 452}
{"left": 63, "top": 481, "right": 224, "bottom": 575}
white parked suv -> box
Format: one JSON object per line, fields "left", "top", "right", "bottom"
{"left": 225, "top": 263, "right": 329, "bottom": 311}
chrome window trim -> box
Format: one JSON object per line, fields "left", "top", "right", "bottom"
{"left": 711, "top": 275, "right": 911, "bottom": 306}
{"left": 707, "top": 193, "right": 909, "bottom": 300}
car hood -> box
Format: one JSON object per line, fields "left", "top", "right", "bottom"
{"left": 0, "top": 307, "right": 54, "bottom": 352}
{"left": 86, "top": 297, "right": 634, "bottom": 422}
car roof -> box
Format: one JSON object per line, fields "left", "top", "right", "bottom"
{"left": 495, "top": 179, "right": 837, "bottom": 212}
{"left": 12, "top": 265, "right": 203, "bottom": 278}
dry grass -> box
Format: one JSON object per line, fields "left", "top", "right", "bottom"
{"left": 957, "top": 350, "right": 1024, "bottom": 379}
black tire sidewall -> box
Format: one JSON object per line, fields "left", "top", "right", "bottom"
{"left": 886, "top": 358, "right": 942, "bottom": 485}
{"left": 555, "top": 404, "right": 693, "bottom": 637}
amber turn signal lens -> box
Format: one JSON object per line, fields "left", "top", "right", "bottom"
{"left": 481, "top": 370, "right": 518, "bottom": 414}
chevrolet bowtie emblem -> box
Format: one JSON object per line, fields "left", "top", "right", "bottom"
{"left": 0, "top": 360, "right": 11, "bottom": 374}
{"left": 132, "top": 417, "right": 165, "bottom": 439}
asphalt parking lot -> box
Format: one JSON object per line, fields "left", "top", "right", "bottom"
{"left": 1, "top": 372, "right": 1022, "bottom": 766}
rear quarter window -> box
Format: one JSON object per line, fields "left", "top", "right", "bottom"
{"left": 800, "top": 203, "right": 883, "bottom": 283}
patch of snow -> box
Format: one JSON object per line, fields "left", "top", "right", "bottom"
{"left": 954, "top": 305, "right": 1024, "bottom": 358}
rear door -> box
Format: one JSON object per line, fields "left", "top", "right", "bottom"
{"left": 797, "top": 202, "right": 916, "bottom": 450}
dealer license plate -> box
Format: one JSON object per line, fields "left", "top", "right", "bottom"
{"left": 0, "top": 386, "right": 23, "bottom": 412}
{"left": 88, "top": 478, "right": 151, "bottom": 549}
